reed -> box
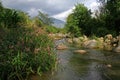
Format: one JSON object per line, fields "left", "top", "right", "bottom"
{"left": 0, "top": 27, "right": 56, "bottom": 80}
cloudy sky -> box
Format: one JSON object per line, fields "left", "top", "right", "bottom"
{"left": 1, "top": 0, "right": 100, "bottom": 21}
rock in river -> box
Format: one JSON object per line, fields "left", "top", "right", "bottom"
{"left": 114, "top": 46, "right": 120, "bottom": 53}
{"left": 56, "top": 44, "right": 68, "bottom": 50}
{"left": 74, "top": 50, "right": 87, "bottom": 54}
{"left": 83, "top": 40, "right": 97, "bottom": 49}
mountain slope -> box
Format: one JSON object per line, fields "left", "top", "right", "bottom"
{"left": 52, "top": 18, "right": 65, "bottom": 28}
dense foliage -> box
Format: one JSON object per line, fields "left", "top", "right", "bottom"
{"left": 65, "top": 4, "right": 91, "bottom": 37}
{"left": 102, "top": 0, "right": 120, "bottom": 35}
{"left": 45, "top": 25, "right": 59, "bottom": 33}
{"left": 65, "top": 0, "right": 120, "bottom": 37}
{"left": 0, "top": 2, "right": 56, "bottom": 80}
{"left": 0, "top": 27, "right": 56, "bottom": 80}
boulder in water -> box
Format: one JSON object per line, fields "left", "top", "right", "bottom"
{"left": 56, "top": 44, "right": 68, "bottom": 50}
{"left": 74, "top": 50, "right": 87, "bottom": 54}
{"left": 106, "top": 64, "right": 112, "bottom": 68}
{"left": 73, "top": 38, "right": 80, "bottom": 43}
{"left": 67, "top": 38, "right": 73, "bottom": 43}
{"left": 114, "top": 46, "right": 120, "bottom": 53}
{"left": 83, "top": 40, "right": 97, "bottom": 49}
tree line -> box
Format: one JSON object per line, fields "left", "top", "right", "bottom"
{"left": 65, "top": 0, "right": 120, "bottom": 37}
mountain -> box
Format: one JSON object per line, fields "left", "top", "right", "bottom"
{"left": 52, "top": 18, "right": 65, "bottom": 28}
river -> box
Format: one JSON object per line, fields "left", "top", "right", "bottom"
{"left": 31, "top": 39, "right": 120, "bottom": 80}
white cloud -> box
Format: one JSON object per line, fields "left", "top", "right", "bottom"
{"left": 52, "top": 7, "right": 75, "bottom": 21}
{"left": 27, "top": 8, "right": 39, "bottom": 17}
{"left": 51, "top": 0, "right": 100, "bottom": 21}
{"left": 47, "top": 0, "right": 65, "bottom": 5}
{"left": 90, "top": 2, "right": 100, "bottom": 11}
{"left": 27, "top": 8, "right": 48, "bottom": 17}
{"left": 90, "top": 2, "right": 98, "bottom": 8}
{"left": 1, "top": 0, "right": 82, "bottom": 15}
{"left": 1, "top": 0, "right": 100, "bottom": 21}
{"left": 27, "top": 0, "right": 35, "bottom": 2}
{"left": 85, "top": 0, "right": 100, "bottom": 12}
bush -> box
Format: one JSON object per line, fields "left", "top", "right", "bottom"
{"left": 0, "top": 27, "right": 56, "bottom": 80}
{"left": 45, "top": 26, "right": 59, "bottom": 33}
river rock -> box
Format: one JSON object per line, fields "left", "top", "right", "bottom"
{"left": 114, "top": 46, "right": 120, "bottom": 53}
{"left": 104, "top": 43, "right": 112, "bottom": 51}
{"left": 83, "top": 35, "right": 88, "bottom": 41}
{"left": 73, "top": 38, "right": 80, "bottom": 43}
{"left": 74, "top": 50, "right": 87, "bottom": 54}
{"left": 83, "top": 40, "right": 97, "bottom": 49}
{"left": 56, "top": 44, "right": 68, "bottom": 50}
{"left": 105, "top": 34, "right": 113, "bottom": 40}
{"left": 106, "top": 64, "right": 112, "bottom": 68}
{"left": 97, "top": 37, "right": 104, "bottom": 49}
{"left": 67, "top": 38, "right": 73, "bottom": 43}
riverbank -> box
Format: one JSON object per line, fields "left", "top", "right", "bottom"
{"left": 0, "top": 27, "right": 56, "bottom": 80}
{"left": 32, "top": 39, "right": 120, "bottom": 80}
{"left": 64, "top": 34, "right": 120, "bottom": 53}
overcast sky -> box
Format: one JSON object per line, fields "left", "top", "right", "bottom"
{"left": 1, "top": 0, "right": 100, "bottom": 21}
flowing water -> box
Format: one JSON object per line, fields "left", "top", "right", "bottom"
{"left": 31, "top": 39, "right": 120, "bottom": 80}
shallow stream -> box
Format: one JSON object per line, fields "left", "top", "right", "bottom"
{"left": 31, "top": 39, "right": 120, "bottom": 80}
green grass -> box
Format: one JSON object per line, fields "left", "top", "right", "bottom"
{"left": 0, "top": 27, "right": 56, "bottom": 80}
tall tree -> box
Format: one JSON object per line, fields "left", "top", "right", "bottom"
{"left": 66, "top": 4, "right": 92, "bottom": 37}
{"left": 65, "top": 14, "right": 81, "bottom": 37}
{"left": 98, "top": 0, "right": 120, "bottom": 35}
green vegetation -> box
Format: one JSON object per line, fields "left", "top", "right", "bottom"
{"left": 65, "top": 4, "right": 91, "bottom": 37}
{"left": 0, "top": 27, "right": 56, "bottom": 80}
{"left": 0, "top": 0, "right": 119, "bottom": 79}
{"left": 0, "top": 2, "right": 56, "bottom": 80}
{"left": 45, "top": 25, "right": 59, "bottom": 33}
{"left": 32, "top": 11, "right": 63, "bottom": 34}
{"left": 65, "top": 0, "right": 120, "bottom": 37}
{"left": 100, "top": 0, "right": 120, "bottom": 36}
{"left": 38, "top": 11, "right": 53, "bottom": 26}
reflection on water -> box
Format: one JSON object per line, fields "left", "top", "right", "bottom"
{"left": 69, "top": 49, "right": 106, "bottom": 80}
{"left": 31, "top": 40, "right": 120, "bottom": 80}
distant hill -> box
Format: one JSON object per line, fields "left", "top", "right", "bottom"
{"left": 51, "top": 18, "right": 65, "bottom": 28}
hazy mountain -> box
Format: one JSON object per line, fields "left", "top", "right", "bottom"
{"left": 52, "top": 18, "right": 65, "bottom": 28}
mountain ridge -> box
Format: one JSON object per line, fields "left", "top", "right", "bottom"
{"left": 52, "top": 18, "right": 65, "bottom": 28}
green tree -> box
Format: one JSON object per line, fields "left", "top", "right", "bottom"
{"left": 98, "top": 0, "right": 120, "bottom": 35}
{"left": 89, "top": 11, "right": 108, "bottom": 36}
{"left": 66, "top": 4, "right": 91, "bottom": 37}
{"left": 65, "top": 14, "right": 81, "bottom": 37}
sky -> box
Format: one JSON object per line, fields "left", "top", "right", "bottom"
{"left": 1, "top": 0, "right": 100, "bottom": 21}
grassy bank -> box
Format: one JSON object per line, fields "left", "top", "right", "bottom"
{"left": 0, "top": 27, "right": 56, "bottom": 80}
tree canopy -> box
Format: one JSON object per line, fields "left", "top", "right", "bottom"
{"left": 65, "top": 4, "right": 91, "bottom": 37}
{"left": 65, "top": 1, "right": 120, "bottom": 37}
